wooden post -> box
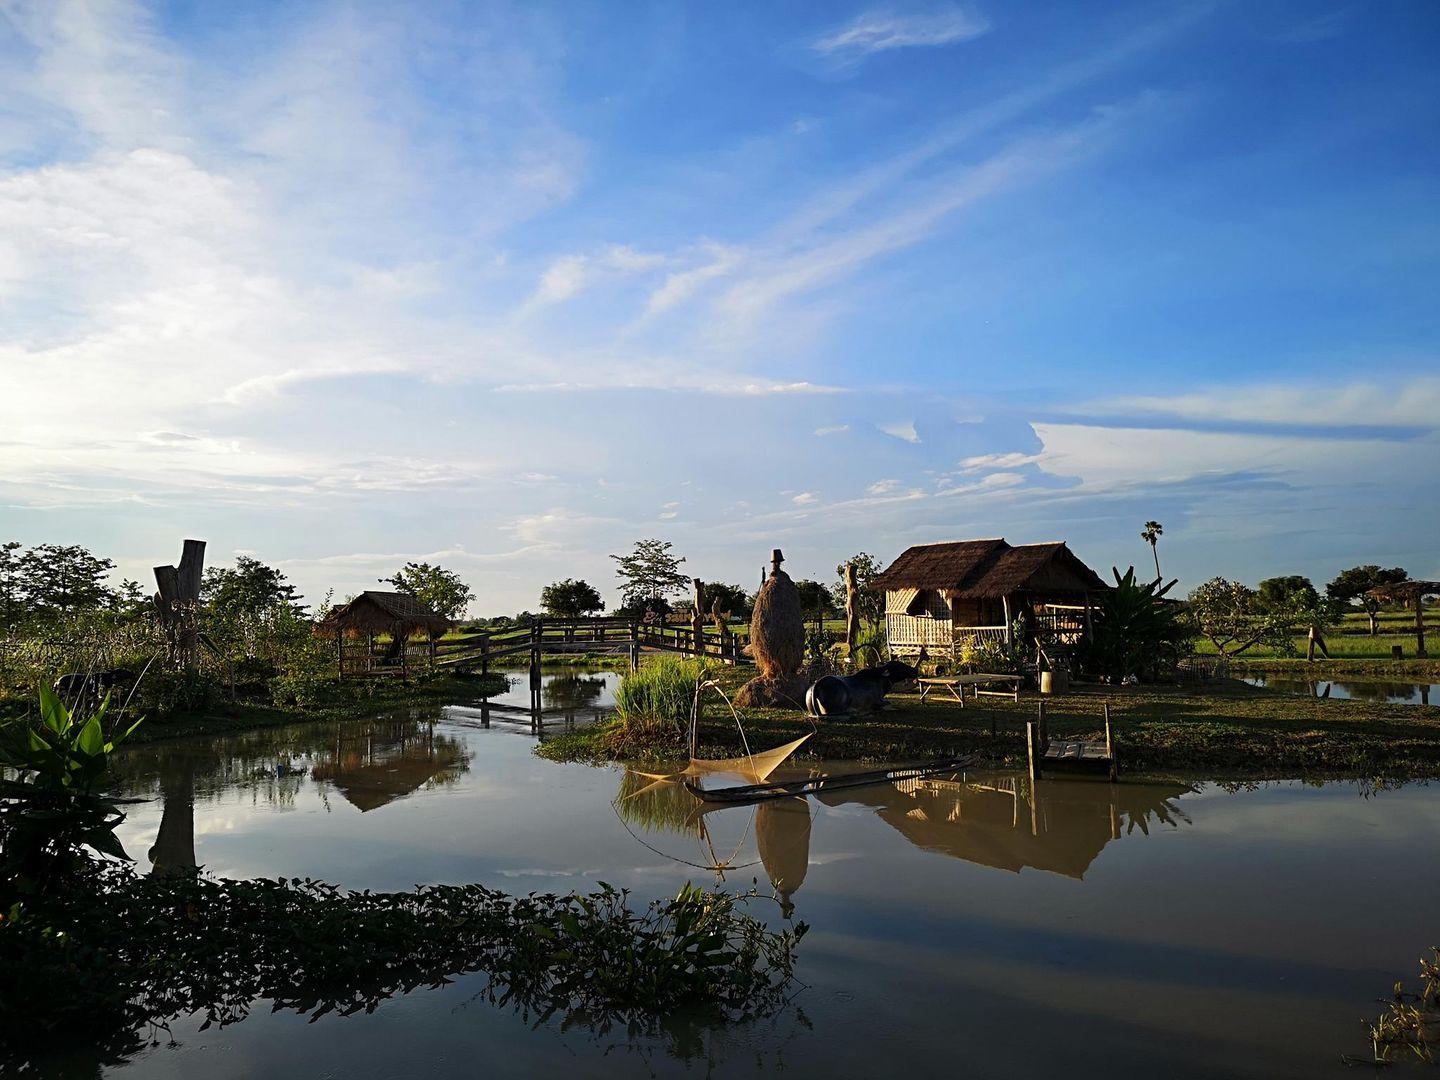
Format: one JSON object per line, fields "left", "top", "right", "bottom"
{"left": 629, "top": 620, "right": 639, "bottom": 672}
{"left": 1104, "top": 700, "right": 1117, "bottom": 782}
{"left": 335, "top": 626, "right": 344, "bottom": 681}
{"left": 481, "top": 637, "right": 489, "bottom": 676}
{"left": 1037, "top": 699, "right": 1047, "bottom": 748}
{"left": 1416, "top": 594, "right": 1428, "bottom": 659}
{"left": 530, "top": 623, "right": 541, "bottom": 689}
{"left": 1002, "top": 593, "right": 1013, "bottom": 646}
{"left": 1026, "top": 720, "right": 1038, "bottom": 786}
{"left": 692, "top": 578, "right": 705, "bottom": 659}
{"left": 844, "top": 561, "right": 860, "bottom": 665}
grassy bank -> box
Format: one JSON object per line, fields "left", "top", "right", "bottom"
{"left": 538, "top": 662, "right": 1440, "bottom": 779}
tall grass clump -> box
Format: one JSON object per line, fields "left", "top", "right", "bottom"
{"left": 601, "top": 657, "right": 706, "bottom": 759}
{"left": 614, "top": 656, "right": 705, "bottom": 733}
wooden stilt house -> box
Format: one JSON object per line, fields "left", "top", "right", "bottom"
{"left": 871, "top": 538, "right": 1106, "bottom": 659}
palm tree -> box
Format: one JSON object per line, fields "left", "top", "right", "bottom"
{"left": 1141, "top": 521, "right": 1164, "bottom": 582}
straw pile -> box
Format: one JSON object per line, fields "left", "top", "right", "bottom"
{"left": 735, "top": 551, "right": 808, "bottom": 709}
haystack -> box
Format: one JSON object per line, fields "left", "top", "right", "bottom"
{"left": 735, "top": 549, "right": 809, "bottom": 709}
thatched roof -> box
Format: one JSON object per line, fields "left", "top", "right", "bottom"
{"left": 1367, "top": 580, "right": 1440, "bottom": 603}
{"left": 870, "top": 539, "right": 1106, "bottom": 598}
{"left": 319, "top": 590, "right": 451, "bottom": 638}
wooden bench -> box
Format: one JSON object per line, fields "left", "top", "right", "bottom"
{"left": 916, "top": 673, "right": 1023, "bottom": 705}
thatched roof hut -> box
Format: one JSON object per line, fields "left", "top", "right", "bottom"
{"left": 319, "top": 590, "right": 451, "bottom": 640}
{"left": 871, "top": 538, "right": 1105, "bottom": 657}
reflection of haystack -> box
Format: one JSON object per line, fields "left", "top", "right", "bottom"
{"left": 735, "top": 549, "right": 808, "bottom": 709}
{"left": 756, "top": 797, "right": 811, "bottom": 901}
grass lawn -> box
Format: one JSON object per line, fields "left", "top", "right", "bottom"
{"left": 538, "top": 660, "right": 1440, "bottom": 780}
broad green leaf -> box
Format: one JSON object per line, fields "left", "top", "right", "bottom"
{"left": 78, "top": 716, "right": 104, "bottom": 756}
{"left": 39, "top": 685, "right": 68, "bottom": 734}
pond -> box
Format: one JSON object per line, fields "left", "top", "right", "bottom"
{"left": 91, "top": 673, "right": 1440, "bottom": 1078}
{"left": 1242, "top": 673, "right": 1438, "bottom": 705}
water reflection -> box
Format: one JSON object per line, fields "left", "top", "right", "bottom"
{"left": 1243, "top": 675, "right": 1437, "bottom": 705}
{"left": 442, "top": 667, "right": 619, "bottom": 740}
{"left": 310, "top": 719, "right": 469, "bottom": 813}
{"left": 614, "top": 768, "right": 1195, "bottom": 900}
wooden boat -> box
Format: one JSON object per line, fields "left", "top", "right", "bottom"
{"left": 684, "top": 756, "right": 975, "bottom": 805}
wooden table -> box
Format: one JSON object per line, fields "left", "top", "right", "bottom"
{"left": 916, "top": 673, "right": 1023, "bottom": 704}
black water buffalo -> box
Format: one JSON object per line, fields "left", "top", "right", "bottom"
{"left": 52, "top": 668, "right": 138, "bottom": 708}
{"left": 805, "top": 660, "right": 919, "bottom": 718}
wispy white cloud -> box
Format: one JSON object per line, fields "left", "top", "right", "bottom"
{"left": 811, "top": 5, "right": 989, "bottom": 59}
{"left": 959, "top": 450, "right": 1042, "bottom": 472}
{"left": 523, "top": 245, "right": 668, "bottom": 312}
{"left": 1077, "top": 378, "right": 1440, "bottom": 429}
{"left": 814, "top": 424, "right": 850, "bottom": 436}
{"left": 880, "top": 420, "right": 920, "bottom": 443}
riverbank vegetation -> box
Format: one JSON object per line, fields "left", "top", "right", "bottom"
{"left": 539, "top": 660, "right": 1440, "bottom": 779}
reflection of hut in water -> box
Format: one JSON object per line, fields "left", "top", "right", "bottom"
{"left": 311, "top": 719, "right": 470, "bottom": 812}
{"left": 819, "top": 773, "right": 1192, "bottom": 879}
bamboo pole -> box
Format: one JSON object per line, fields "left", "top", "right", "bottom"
{"left": 1104, "top": 700, "right": 1117, "bottom": 782}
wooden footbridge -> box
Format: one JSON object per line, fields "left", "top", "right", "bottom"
{"left": 337, "top": 617, "right": 752, "bottom": 680}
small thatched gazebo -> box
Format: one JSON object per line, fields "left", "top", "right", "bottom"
{"left": 1366, "top": 580, "right": 1439, "bottom": 659}
{"left": 319, "top": 591, "right": 452, "bottom": 677}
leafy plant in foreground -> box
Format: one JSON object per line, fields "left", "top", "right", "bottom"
{"left": 0, "top": 686, "right": 141, "bottom": 888}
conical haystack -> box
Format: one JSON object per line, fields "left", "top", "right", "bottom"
{"left": 735, "top": 548, "right": 808, "bottom": 709}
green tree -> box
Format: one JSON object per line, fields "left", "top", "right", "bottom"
{"left": 704, "top": 583, "right": 752, "bottom": 620}
{"left": 1140, "top": 521, "right": 1164, "bottom": 581}
{"left": 0, "top": 541, "right": 23, "bottom": 629}
{"left": 1326, "top": 565, "right": 1409, "bottom": 636}
{"left": 203, "top": 556, "right": 304, "bottom": 621}
{"left": 610, "top": 540, "right": 688, "bottom": 610}
{"left": 1256, "top": 575, "right": 1318, "bottom": 610}
{"left": 540, "top": 578, "right": 605, "bottom": 619}
{"left": 1187, "top": 577, "right": 1333, "bottom": 657}
{"left": 832, "top": 553, "right": 884, "bottom": 629}
{"left": 381, "top": 562, "right": 474, "bottom": 621}
{"left": 794, "top": 579, "right": 838, "bottom": 618}
{"left": 17, "top": 544, "right": 116, "bottom": 618}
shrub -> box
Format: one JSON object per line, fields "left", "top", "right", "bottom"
{"left": 1081, "top": 567, "right": 1194, "bottom": 683}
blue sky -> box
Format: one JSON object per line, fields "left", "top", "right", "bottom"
{"left": 1, "top": 0, "right": 1436, "bottom": 614}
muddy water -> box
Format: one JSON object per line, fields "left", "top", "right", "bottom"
{"left": 96, "top": 680, "right": 1440, "bottom": 1078}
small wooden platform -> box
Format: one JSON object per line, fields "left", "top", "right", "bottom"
{"left": 1027, "top": 701, "right": 1118, "bottom": 782}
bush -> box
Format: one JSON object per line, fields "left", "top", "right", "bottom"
{"left": 132, "top": 669, "right": 216, "bottom": 716}
{"left": 1081, "top": 567, "right": 1194, "bottom": 683}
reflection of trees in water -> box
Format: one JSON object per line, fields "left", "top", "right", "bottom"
{"left": 541, "top": 673, "right": 609, "bottom": 710}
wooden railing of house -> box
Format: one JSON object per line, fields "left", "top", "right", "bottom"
{"left": 885, "top": 614, "right": 1009, "bottom": 652}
